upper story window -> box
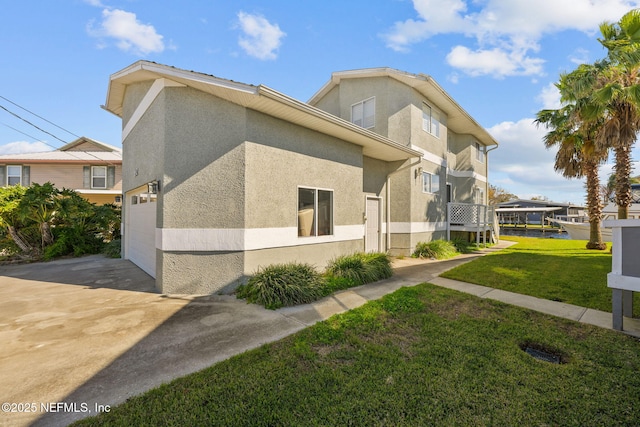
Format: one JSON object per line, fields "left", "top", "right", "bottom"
{"left": 298, "top": 187, "right": 334, "bottom": 237}
{"left": 7, "top": 165, "right": 22, "bottom": 186}
{"left": 351, "top": 97, "right": 375, "bottom": 129}
{"left": 423, "top": 103, "right": 440, "bottom": 138}
{"left": 92, "top": 166, "right": 107, "bottom": 189}
{"left": 422, "top": 171, "right": 440, "bottom": 194}
{"left": 475, "top": 142, "right": 486, "bottom": 163}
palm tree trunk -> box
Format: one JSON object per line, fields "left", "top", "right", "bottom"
{"left": 584, "top": 159, "right": 607, "bottom": 250}
{"left": 614, "top": 143, "right": 632, "bottom": 220}
{"left": 40, "top": 222, "right": 54, "bottom": 247}
{"left": 7, "top": 225, "right": 32, "bottom": 253}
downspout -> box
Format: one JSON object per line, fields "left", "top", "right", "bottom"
{"left": 386, "top": 156, "right": 422, "bottom": 252}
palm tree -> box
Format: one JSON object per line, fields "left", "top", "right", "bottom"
{"left": 592, "top": 9, "right": 640, "bottom": 219}
{"left": 536, "top": 101, "right": 608, "bottom": 249}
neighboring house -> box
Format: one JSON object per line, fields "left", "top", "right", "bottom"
{"left": 0, "top": 137, "right": 122, "bottom": 205}
{"left": 496, "top": 199, "right": 586, "bottom": 224}
{"left": 103, "top": 61, "right": 498, "bottom": 294}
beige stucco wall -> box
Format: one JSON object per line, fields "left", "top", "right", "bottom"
{"left": 245, "top": 240, "right": 363, "bottom": 277}
{"left": 244, "top": 109, "right": 364, "bottom": 229}
{"left": 162, "top": 87, "right": 247, "bottom": 229}
{"left": 120, "top": 82, "right": 377, "bottom": 294}
{"left": 310, "top": 73, "right": 495, "bottom": 256}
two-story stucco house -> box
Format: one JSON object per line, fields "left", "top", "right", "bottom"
{"left": 104, "top": 61, "right": 498, "bottom": 294}
{"left": 0, "top": 136, "right": 123, "bottom": 205}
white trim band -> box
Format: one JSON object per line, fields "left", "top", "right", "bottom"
{"left": 389, "top": 221, "right": 448, "bottom": 233}
{"left": 447, "top": 168, "right": 487, "bottom": 183}
{"left": 157, "top": 225, "right": 364, "bottom": 252}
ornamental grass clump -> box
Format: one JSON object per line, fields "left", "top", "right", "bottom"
{"left": 412, "top": 239, "right": 459, "bottom": 259}
{"left": 325, "top": 252, "right": 393, "bottom": 286}
{"left": 236, "top": 262, "right": 325, "bottom": 310}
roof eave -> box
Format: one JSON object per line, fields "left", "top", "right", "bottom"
{"left": 105, "top": 62, "right": 421, "bottom": 162}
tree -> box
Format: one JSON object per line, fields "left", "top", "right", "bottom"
{"left": 488, "top": 184, "right": 517, "bottom": 205}
{"left": 592, "top": 9, "right": 640, "bottom": 219}
{"left": 18, "top": 182, "right": 58, "bottom": 250}
{"left": 536, "top": 70, "right": 609, "bottom": 249}
{"left": 0, "top": 183, "right": 121, "bottom": 260}
{"left": 0, "top": 185, "right": 31, "bottom": 253}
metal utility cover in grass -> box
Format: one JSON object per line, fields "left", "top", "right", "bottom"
{"left": 524, "top": 347, "right": 561, "bottom": 364}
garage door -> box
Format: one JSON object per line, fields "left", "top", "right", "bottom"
{"left": 125, "top": 190, "right": 156, "bottom": 278}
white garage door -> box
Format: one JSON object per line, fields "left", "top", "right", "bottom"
{"left": 125, "top": 190, "right": 157, "bottom": 278}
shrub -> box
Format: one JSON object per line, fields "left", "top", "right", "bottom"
{"left": 103, "top": 239, "right": 122, "bottom": 258}
{"left": 412, "top": 239, "right": 459, "bottom": 259}
{"left": 325, "top": 252, "right": 393, "bottom": 286}
{"left": 236, "top": 262, "right": 325, "bottom": 309}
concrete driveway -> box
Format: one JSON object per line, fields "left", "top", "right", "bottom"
{"left": 0, "top": 255, "right": 311, "bottom": 427}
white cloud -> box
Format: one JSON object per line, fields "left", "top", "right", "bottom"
{"left": 488, "top": 118, "right": 587, "bottom": 203}
{"left": 236, "top": 11, "right": 286, "bottom": 60}
{"left": 0, "top": 141, "right": 50, "bottom": 155}
{"left": 383, "top": 0, "right": 640, "bottom": 78}
{"left": 446, "top": 46, "right": 544, "bottom": 77}
{"left": 537, "top": 82, "right": 561, "bottom": 110}
{"left": 88, "top": 9, "right": 165, "bottom": 55}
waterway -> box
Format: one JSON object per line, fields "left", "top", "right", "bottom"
{"left": 499, "top": 227, "right": 568, "bottom": 239}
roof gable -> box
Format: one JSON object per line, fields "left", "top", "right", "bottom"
{"left": 308, "top": 67, "right": 499, "bottom": 148}
{"left": 60, "top": 137, "right": 121, "bottom": 153}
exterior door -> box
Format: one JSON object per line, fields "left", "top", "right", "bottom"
{"left": 124, "top": 189, "right": 157, "bottom": 278}
{"left": 365, "top": 197, "right": 381, "bottom": 252}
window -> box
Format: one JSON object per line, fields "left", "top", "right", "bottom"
{"left": 475, "top": 187, "right": 485, "bottom": 204}
{"left": 92, "top": 166, "right": 107, "bottom": 189}
{"left": 422, "top": 172, "right": 440, "bottom": 194}
{"left": 351, "top": 97, "right": 375, "bottom": 129}
{"left": 475, "top": 142, "right": 485, "bottom": 163}
{"left": 7, "top": 165, "right": 22, "bottom": 186}
{"left": 298, "top": 187, "right": 333, "bottom": 237}
{"left": 423, "top": 103, "right": 440, "bottom": 138}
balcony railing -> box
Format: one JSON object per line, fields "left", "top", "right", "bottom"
{"left": 447, "top": 202, "right": 499, "bottom": 243}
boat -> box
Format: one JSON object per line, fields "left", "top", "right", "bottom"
{"left": 549, "top": 184, "right": 640, "bottom": 241}
{"left": 550, "top": 218, "right": 612, "bottom": 241}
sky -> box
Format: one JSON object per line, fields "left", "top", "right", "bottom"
{"left": 2, "top": 0, "right": 640, "bottom": 205}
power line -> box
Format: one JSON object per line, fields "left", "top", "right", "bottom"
{"left": 0, "top": 121, "right": 58, "bottom": 151}
{"left": 0, "top": 103, "right": 69, "bottom": 145}
{"left": 0, "top": 95, "right": 80, "bottom": 139}
{"left": 0, "top": 99, "right": 118, "bottom": 167}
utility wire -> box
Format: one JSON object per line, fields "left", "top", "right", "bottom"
{"left": 0, "top": 100, "right": 118, "bottom": 167}
{"left": 0, "top": 95, "right": 80, "bottom": 139}
{"left": 0, "top": 104, "right": 69, "bottom": 145}
{"left": 0, "top": 121, "right": 58, "bottom": 151}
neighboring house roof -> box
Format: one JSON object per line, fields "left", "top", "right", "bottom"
{"left": 497, "top": 199, "right": 584, "bottom": 209}
{"left": 104, "top": 61, "right": 422, "bottom": 162}
{"left": 308, "top": 67, "right": 499, "bottom": 149}
{"left": 0, "top": 136, "right": 121, "bottom": 164}
{"left": 59, "top": 136, "right": 122, "bottom": 153}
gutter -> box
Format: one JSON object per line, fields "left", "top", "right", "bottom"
{"left": 385, "top": 156, "right": 423, "bottom": 252}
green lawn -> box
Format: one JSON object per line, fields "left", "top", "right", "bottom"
{"left": 74, "top": 284, "right": 640, "bottom": 426}
{"left": 442, "top": 236, "right": 640, "bottom": 316}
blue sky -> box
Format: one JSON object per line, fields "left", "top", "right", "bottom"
{"left": 2, "top": 0, "right": 640, "bottom": 205}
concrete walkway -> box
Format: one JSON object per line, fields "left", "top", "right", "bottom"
{"left": 1, "top": 241, "right": 639, "bottom": 427}
{"left": 281, "top": 240, "right": 640, "bottom": 339}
